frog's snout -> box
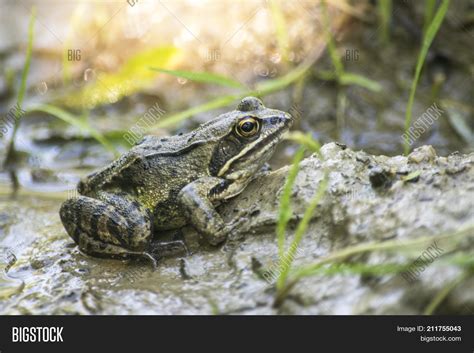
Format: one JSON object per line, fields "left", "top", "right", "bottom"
{"left": 267, "top": 112, "right": 293, "bottom": 130}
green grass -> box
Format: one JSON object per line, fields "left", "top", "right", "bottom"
{"left": 150, "top": 56, "right": 381, "bottom": 131}
{"left": 276, "top": 147, "right": 306, "bottom": 261}
{"left": 403, "top": 0, "right": 450, "bottom": 155}
{"left": 272, "top": 247, "right": 474, "bottom": 308}
{"left": 276, "top": 173, "right": 328, "bottom": 292}
{"left": 273, "top": 133, "right": 327, "bottom": 295}
{"left": 424, "top": 270, "right": 470, "bottom": 315}
{"left": 150, "top": 61, "right": 312, "bottom": 129}
{"left": 60, "top": 46, "right": 179, "bottom": 108}
{"left": 339, "top": 72, "right": 382, "bottom": 92}
{"left": 291, "top": 225, "right": 471, "bottom": 278}
{"left": 153, "top": 93, "right": 244, "bottom": 129}
{"left": 423, "top": 0, "right": 437, "bottom": 36}
{"left": 401, "top": 170, "right": 421, "bottom": 182}
{"left": 150, "top": 68, "right": 247, "bottom": 89}
{"left": 284, "top": 131, "right": 322, "bottom": 155}
{"left": 318, "top": 0, "right": 380, "bottom": 137}
{"left": 29, "top": 104, "right": 118, "bottom": 157}
{"left": 4, "top": 7, "right": 36, "bottom": 167}
{"left": 269, "top": 0, "right": 289, "bottom": 63}
{"left": 306, "top": 261, "right": 410, "bottom": 277}
{"left": 274, "top": 224, "right": 473, "bottom": 306}
{"left": 320, "top": 0, "right": 382, "bottom": 92}
{"left": 378, "top": 0, "right": 392, "bottom": 43}
{"left": 321, "top": 0, "right": 343, "bottom": 77}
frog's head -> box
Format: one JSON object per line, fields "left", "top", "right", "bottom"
{"left": 207, "top": 96, "right": 293, "bottom": 181}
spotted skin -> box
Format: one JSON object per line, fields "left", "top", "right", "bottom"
{"left": 60, "top": 192, "right": 153, "bottom": 258}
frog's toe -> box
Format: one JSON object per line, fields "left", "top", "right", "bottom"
{"left": 74, "top": 232, "right": 143, "bottom": 261}
{"left": 149, "top": 240, "right": 189, "bottom": 258}
{"left": 140, "top": 252, "right": 158, "bottom": 269}
{"left": 208, "top": 227, "right": 229, "bottom": 246}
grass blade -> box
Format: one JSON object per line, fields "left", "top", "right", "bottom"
{"left": 4, "top": 7, "right": 35, "bottom": 166}
{"left": 320, "top": 0, "right": 381, "bottom": 92}
{"left": 401, "top": 170, "right": 421, "bottom": 182}
{"left": 340, "top": 72, "right": 382, "bottom": 92}
{"left": 269, "top": 0, "right": 289, "bottom": 62}
{"left": 151, "top": 57, "right": 314, "bottom": 129}
{"left": 276, "top": 147, "right": 306, "bottom": 261}
{"left": 61, "top": 46, "right": 179, "bottom": 108}
{"left": 273, "top": 225, "right": 473, "bottom": 305}
{"left": 285, "top": 131, "right": 321, "bottom": 153}
{"left": 150, "top": 68, "right": 246, "bottom": 89}
{"left": 403, "top": 0, "right": 450, "bottom": 155}
{"left": 424, "top": 271, "right": 469, "bottom": 315}
{"left": 276, "top": 174, "right": 328, "bottom": 291}
{"left": 255, "top": 62, "right": 310, "bottom": 93}
{"left": 310, "top": 261, "right": 410, "bottom": 277}
{"left": 446, "top": 111, "right": 474, "bottom": 145}
{"left": 153, "top": 94, "right": 244, "bottom": 129}
{"left": 292, "top": 224, "right": 472, "bottom": 280}
{"left": 30, "top": 104, "right": 118, "bottom": 156}
{"left": 321, "top": 0, "right": 343, "bottom": 77}
{"left": 16, "top": 10, "right": 35, "bottom": 112}
{"left": 378, "top": 0, "right": 392, "bottom": 43}
{"left": 423, "top": 0, "right": 437, "bottom": 36}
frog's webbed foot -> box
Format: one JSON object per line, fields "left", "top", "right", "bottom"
{"left": 60, "top": 192, "right": 154, "bottom": 262}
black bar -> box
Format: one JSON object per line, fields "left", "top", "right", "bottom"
{"left": 0, "top": 315, "right": 472, "bottom": 352}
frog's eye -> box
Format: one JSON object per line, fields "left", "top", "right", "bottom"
{"left": 236, "top": 117, "right": 260, "bottom": 138}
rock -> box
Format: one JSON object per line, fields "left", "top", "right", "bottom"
{"left": 368, "top": 166, "right": 394, "bottom": 188}
{"left": 408, "top": 145, "right": 437, "bottom": 164}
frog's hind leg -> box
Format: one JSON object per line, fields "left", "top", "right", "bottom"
{"left": 59, "top": 192, "right": 154, "bottom": 264}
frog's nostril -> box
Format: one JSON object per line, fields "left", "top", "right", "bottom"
{"left": 269, "top": 116, "right": 293, "bottom": 126}
{"left": 269, "top": 117, "right": 280, "bottom": 125}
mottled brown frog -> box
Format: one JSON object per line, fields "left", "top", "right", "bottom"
{"left": 60, "top": 97, "right": 292, "bottom": 265}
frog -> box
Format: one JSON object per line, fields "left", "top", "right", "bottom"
{"left": 60, "top": 97, "right": 293, "bottom": 265}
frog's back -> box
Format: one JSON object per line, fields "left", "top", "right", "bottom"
{"left": 129, "top": 138, "right": 216, "bottom": 229}
{"left": 133, "top": 134, "right": 197, "bottom": 154}
{"left": 122, "top": 136, "right": 215, "bottom": 207}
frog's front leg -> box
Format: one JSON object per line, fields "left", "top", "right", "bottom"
{"left": 60, "top": 191, "right": 156, "bottom": 263}
{"left": 178, "top": 177, "right": 231, "bottom": 245}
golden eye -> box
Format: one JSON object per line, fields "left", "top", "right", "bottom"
{"left": 236, "top": 117, "right": 260, "bottom": 137}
